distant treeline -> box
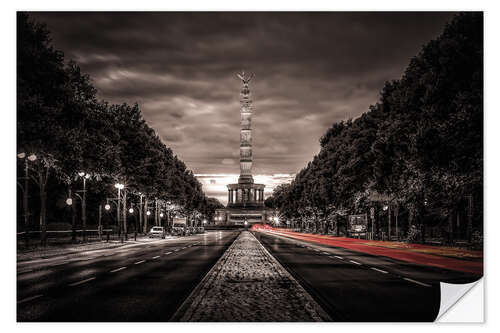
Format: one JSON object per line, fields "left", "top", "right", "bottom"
{"left": 17, "top": 13, "right": 223, "bottom": 240}
{"left": 265, "top": 13, "right": 483, "bottom": 243}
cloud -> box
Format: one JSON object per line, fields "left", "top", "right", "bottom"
{"left": 31, "top": 12, "right": 455, "bottom": 175}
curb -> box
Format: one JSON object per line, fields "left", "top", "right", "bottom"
{"left": 252, "top": 232, "right": 332, "bottom": 322}
{"left": 169, "top": 232, "right": 240, "bottom": 321}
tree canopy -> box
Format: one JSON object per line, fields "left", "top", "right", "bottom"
{"left": 267, "top": 13, "right": 483, "bottom": 241}
{"left": 17, "top": 13, "right": 218, "bottom": 232}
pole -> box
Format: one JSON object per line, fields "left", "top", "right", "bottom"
{"left": 143, "top": 198, "right": 149, "bottom": 234}
{"left": 123, "top": 191, "right": 128, "bottom": 241}
{"left": 155, "top": 199, "right": 158, "bottom": 226}
{"left": 118, "top": 188, "right": 123, "bottom": 243}
{"left": 98, "top": 204, "right": 102, "bottom": 241}
{"left": 395, "top": 206, "right": 399, "bottom": 241}
{"left": 82, "top": 177, "right": 87, "bottom": 242}
{"left": 139, "top": 195, "right": 143, "bottom": 234}
{"left": 388, "top": 204, "right": 391, "bottom": 240}
{"left": 134, "top": 210, "right": 137, "bottom": 241}
{"left": 71, "top": 188, "right": 76, "bottom": 242}
{"left": 23, "top": 159, "right": 29, "bottom": 247}
{"left": 370, "top": 207, "right": 375, "bottom": 240}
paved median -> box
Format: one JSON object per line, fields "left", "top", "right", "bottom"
{"left": 174, "top": 231, "right": 329, "bottom": 322}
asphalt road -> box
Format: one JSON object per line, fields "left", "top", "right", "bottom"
{"left": 253, "top": 231, "right": 481, "bottom": 322}
{"left": 17, "top": 230, "right": 240, "bottom": 322}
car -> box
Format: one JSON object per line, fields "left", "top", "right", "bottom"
{"left": 148, "top": 226, "right": 166, "bottom": 239}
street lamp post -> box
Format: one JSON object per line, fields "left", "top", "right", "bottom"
{"left": 98, "top": 204, "right": 103, "bottom": 241}
{"left": 379, "top": 205, "right": 391, "bottom": 240}
{"left": 78, "top": 172, "right": 90, "bottom": 242}
{"left": 138, "top": 193, "right": 144, "bottom": 235}
{"left": 115, "top": 183, "right": 124, "bottom": 243}
{"left": 370, "top": 207, "right": 375, "bottom": 240}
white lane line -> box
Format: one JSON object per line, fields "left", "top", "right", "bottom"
{"left": 110, "top": 266, "right": 127, "bottom": 273}
{"left": 370, "top": 267, "right": 389, "bottom": 274}
{"left": 174, "top": 249, "right": 180, "bottom": 252}
{"left": 165, "top": 251, "right": 172, "bottom": 255}
{"left": 152, "top": 256, "right": 160, "bottom": 259}
{"left": 349, "top": 260, "right": 362, "bottom": 265}
{"left": 68, "top": 277, "right": 96, "bottom": 286}
{"left": 403, "top": 277, "right": 432, "bottom": 288}
{"left": 51, "top": 262, "right": 68, "bottom": 267}
{"left": 18, "top": 269, "right": 34, "bottom": 274}
{"left": 134, "top": 260, "right": 146, "bottom": 265}
{"left": 17, "top": 294, "right": 43, "bottom": 304}
{"left": 334, "top": 256, "right": 343, "bottom": 260}
{"left": 322, "top": 252, "right": 330, "bottom": 255}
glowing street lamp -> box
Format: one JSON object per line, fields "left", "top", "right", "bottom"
{"left": 66, "top": 198, "right": 73, "bottom": 206}
{"left": 129, "top": 207, "right": 134, "bottom": 214}
{"left": 105, "top": 203, "right": 111, "bottom": 211}
{"left": 146, "top": 210, "right": 151, "bottom": 216}
{"left": 160, "top": 212, "right": 164, "bottom": 218}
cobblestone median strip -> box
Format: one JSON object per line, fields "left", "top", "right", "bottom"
{"left": 174, "top": 231, "right": 330, "bottom": 322}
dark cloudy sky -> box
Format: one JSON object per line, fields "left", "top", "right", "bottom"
{"left": 30, "top": 12, "right": 455, "bottom": 201}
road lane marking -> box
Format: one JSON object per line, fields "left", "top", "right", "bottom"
{"left": 333, "top": 256, "right": 343, "bottom": 260}
{"left": 68, "top": 277, "right": 96, "bottom": 286}
{"left": 322, "top": 252, "right": 330, "bottom": 255}
{"left": 165, "top": 252, "right": 172, "bottom": 255}
{"left": 403, "top": 277, "right": 432, "bottom": 287}
{"left": 152, "top": 255, "right": 160, "bottom": 259}
{"left": 134, "top": 260, "right": 146, "bottom": 265}
{"left": 370, "top": 267, "right": 388, "bottom": 274}
{"left": 17, "top": 294, "right": 43, "bottom": 304}
{"left": 18, "top": 269, "right": 34, "bottom": 274}
{"left": 110, "top": 267, "right": 127, "bottom": 273}
{"left": 51, "top": 262, "right": 68, "bottom": 267}
{"left": 174, "top": 249, "right": 180, "bottom": 252}
{"left": 349, "top": 260, "right": 362, "bottom": 265}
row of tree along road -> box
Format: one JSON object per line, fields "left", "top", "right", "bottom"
{"left": 265, "top": 13, "right": 483, "bottom": 248}
{"left": 16, "top": 13, "right": 223, "bottom": 247}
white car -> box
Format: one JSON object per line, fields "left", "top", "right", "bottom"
{"left": 148, "top": 226, "right": 166, "bottom": 239}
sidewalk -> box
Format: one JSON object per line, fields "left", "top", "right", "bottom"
{"left": 252, "top": 225, "right": 483, "bottom": 275}
{"left": 174, "top": 231, "right": 329, "bottom": 322}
